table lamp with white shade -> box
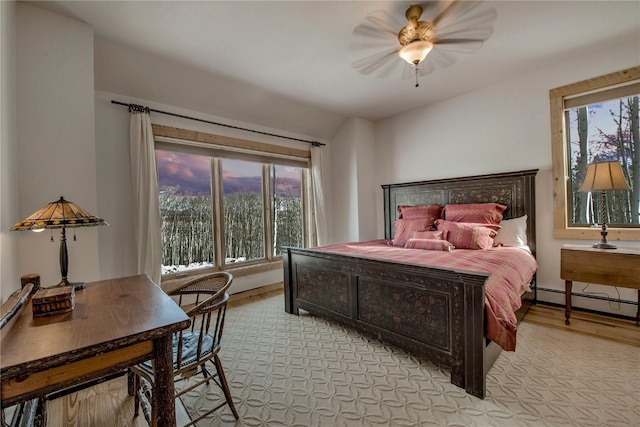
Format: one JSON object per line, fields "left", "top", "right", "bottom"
{"left": 578, "top": 161, "right": 631, "bottom": 249}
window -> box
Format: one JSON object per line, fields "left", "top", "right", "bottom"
{"left": 222, "top": 159, "right": 265, "bottom": 263}
{"left": 271, "top": 164, "right": 304, "bottom": 256}
{"left": 550, "top": 66, "right": 640, "bottom": 240}
{"left": 157, "top": 150, "right": 215, "bottom": 274}
{"left": 153, "top": 125, "right": 310, "bottom": 276}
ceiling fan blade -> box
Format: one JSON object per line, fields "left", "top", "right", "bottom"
{"left": 351, "top": 8, "right": 404, "bottom": 43}
{"left": 416, "top": 50, "right": 458, "bottom": 77}
{"left": 432, "top": 2, "right": 496, "bottom": 42}
{"left": 348, "top": 8, "right": 407, "bottom": 78}
{"left": 351, "top": 47, "right": 401, "bottom": 77}
{"left": 431, "top": 1, "right": 485, "bottom": 26}
{"left": 433, "top": 39, "right": 484, "bottom": 54}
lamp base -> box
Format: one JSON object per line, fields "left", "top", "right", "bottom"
{"left": 592, "top": 241, "right": 617, "bottom": 250}
{"left": 53, "top": 278, "right": 86, "bottom": 291}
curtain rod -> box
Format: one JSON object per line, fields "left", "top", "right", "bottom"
{"left": 110, "top": 100, "right": 325, "bottom": 147}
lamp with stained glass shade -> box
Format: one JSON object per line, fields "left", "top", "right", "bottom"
{"left": 11, "top": 197, "right": 108, "bottom": 290}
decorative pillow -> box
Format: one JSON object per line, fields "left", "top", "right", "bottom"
{"left": 397, "top": 204, "right": 443, "bottom": 219}
{"left": 444, "top": 203, "right": 507, "bottom": 225}
{"left": 393, "top": 218, "right": 435, "bottom": 247}
{"left": 494, "top": 215, "right": 528, "bottom": 247}
{"left": 436, "top": 220, "right": 498, "bottom": 250}
{"left": 435, "top": 219, "right": 501, "bottom": 232}
{"left": 411, "top": 230, "right": 444, "bottom": 240}
{"left": 405, "top": 238, "right": 454, "bottom": 251}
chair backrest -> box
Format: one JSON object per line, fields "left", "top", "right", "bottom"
{"left": 167, "top": 272, "right": 233, "bottom": 375}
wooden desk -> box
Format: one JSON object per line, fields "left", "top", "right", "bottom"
{"left": 1, "top": 275, "right": 190, "bottom": 426}
{"left": 561, "top": 245, "right": 640, "bottom": 326}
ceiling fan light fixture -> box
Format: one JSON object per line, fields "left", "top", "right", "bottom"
{"left": 398, "top": 40, "right": 434, "bottom": 65}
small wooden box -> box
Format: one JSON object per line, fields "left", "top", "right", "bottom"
{"left": 32, "top": 286, "right": 75, "bottom": 317}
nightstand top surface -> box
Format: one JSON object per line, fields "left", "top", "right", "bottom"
{"left": 561, "top": 244, "right": 640, "bottom": 256}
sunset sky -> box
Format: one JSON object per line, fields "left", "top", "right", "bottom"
{"left": 156, "top": 150, "right": 301, "bottom": 196}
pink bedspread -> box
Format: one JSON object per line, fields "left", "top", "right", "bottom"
{"left": 309, "top": 239, "right": 538, "bottom": 351}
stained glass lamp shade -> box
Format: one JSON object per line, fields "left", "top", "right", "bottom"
{"left": 11, "top": 197, "right": 108, "bottom": 290}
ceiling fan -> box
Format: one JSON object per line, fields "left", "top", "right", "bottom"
{"left": 348, "top": 1, "right": 497, "bottom": 87}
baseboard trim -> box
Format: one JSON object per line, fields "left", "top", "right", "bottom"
{"left": 538, "top": 286, "right": 637, "bottom": 306}
{"left": 228, "top": 281, "right": 283, "bottom": 303}
{"left": 537, "top": 286, "right": 637, "bottom": 322}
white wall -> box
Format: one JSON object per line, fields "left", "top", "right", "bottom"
{"left": 0, "top": 0, "right": 19, "bottom": 301}
{"left": 371, "top": 39, "right": 640, "bottom": 317}
{"left": 354, "top": 119, "right": 377, "bottom": 241}
{"left": 11, "top": 3, "right": 101, "bottom": 290}
{"left": 330, "top": 117, "right": 377, "bottom": 243}
{"left": 93, "top": 37, "right": 344, "bottom": 142}
{"left": 330, "top": 119, "right": 359, "bottom": 242}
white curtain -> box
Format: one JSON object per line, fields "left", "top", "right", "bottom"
{"left": 129, "top": 109, "right": 162, "bottom": 285}
{"left": 310, "top": 145, "right": 328, "bottom": 247}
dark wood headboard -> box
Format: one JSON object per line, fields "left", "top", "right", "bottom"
{"left": 382, "top": 169, "right": 538, "bottom": 256}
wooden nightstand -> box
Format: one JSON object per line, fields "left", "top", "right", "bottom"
{"left": 561, "top": 245, "right": 640, "bottom": 326}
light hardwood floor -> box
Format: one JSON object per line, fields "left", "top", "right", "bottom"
{"left": 42, "top": 293, "right": 638, "bottom": 427}
{"left": 524, "top": 303, "right": 639, "bottom": 347}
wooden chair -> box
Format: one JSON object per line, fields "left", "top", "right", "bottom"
{"left": 1, "top": 278, "right": 44, "bottom": 427}
{"left": 131, "top": 272, "right": 239, "bottom": 425}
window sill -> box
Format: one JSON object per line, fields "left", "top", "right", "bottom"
{"left": 160, "top": 260, "right": 283, "bottom": 290}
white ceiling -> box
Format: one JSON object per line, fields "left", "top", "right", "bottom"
{"left": 36, "top": 1, "right": 640, "bottom": 132}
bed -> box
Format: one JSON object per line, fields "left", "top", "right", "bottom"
{"left": 283, "top": 169, "right": 538, "bottom": 399}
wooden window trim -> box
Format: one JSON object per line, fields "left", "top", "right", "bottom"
{"left": 152, "top": 124, "right": 310, "bottom": 162}
{"left": 161, "top": 260, "right": 283, "bottom": 290}
{"left": 550, "top": 66, "right": 640, "bottom": 241}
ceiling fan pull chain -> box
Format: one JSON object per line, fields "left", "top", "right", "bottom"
{"left": 414, "top": 65, "right": 420, "bottom": 87}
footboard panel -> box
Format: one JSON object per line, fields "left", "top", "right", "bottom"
{"left": 283, "top": 247, "right": 490, "bottom": 398}
{"left": 357, "top": 277, "right": 451, "bottom": 352}
{"left": 296, "top": 263, "right": 352, "bottom": 317}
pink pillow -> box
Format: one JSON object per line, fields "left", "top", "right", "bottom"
{"left": 436, "top": 220, "right": 498, "bottom": 250}
{"left": 405, "top": 238, "right": 454, "bottom": 251}
{"left": 444, "top": 203, "right": 507, "bottom": 225}
{"left": 393, "top": 218, "right": 435, "bottom": 247}
{"left": 397, "top": 204, "right": 443, "bottom": 219}
{"left": 412, "top": 230, "right": 444, "bottom": 240}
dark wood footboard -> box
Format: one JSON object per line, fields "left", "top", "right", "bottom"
{"left": 284, "top": 247, "right": 491, "bottom": 398}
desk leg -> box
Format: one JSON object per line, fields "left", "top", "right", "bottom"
{"left": 565, "top": 280, "right": 572, "bottom": 325}
{"left": 152, "top": 335, "right": 176, "bottom": 427}
{"left": 636, "top": 290, "right": 639, "bottom": 326}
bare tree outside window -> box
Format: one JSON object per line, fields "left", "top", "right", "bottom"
{"left": 271, "top": 164, "right": 303, "bottom": 256}
{"left": 566, "top": 96, "right": 639, "bottom": 227}
{"left": 155, "top": 149, "right": 307, "bottom": 275}
{"left": 222, "top": 159, "right": 265, "bottom": 263}
{"left": 156, "top": 150, "right": 214, "bottom": 274}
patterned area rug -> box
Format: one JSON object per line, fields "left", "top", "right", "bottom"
{"left": 178, "top": 294, "right": 640, "bottom": 426}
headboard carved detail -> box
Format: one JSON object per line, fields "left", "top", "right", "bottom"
{"left": 382, "top": 169, "right": 538, "bottom": 256}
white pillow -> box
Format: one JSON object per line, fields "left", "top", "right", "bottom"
{"left": 494, "top": 215, "right": 528, "bottom": 247}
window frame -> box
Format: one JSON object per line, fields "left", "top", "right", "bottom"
{"left": 550, "top": 66, "right": 640, "bottom": 241}
{"left": 153, "top": 124, "right": 310, "bottom": 280}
